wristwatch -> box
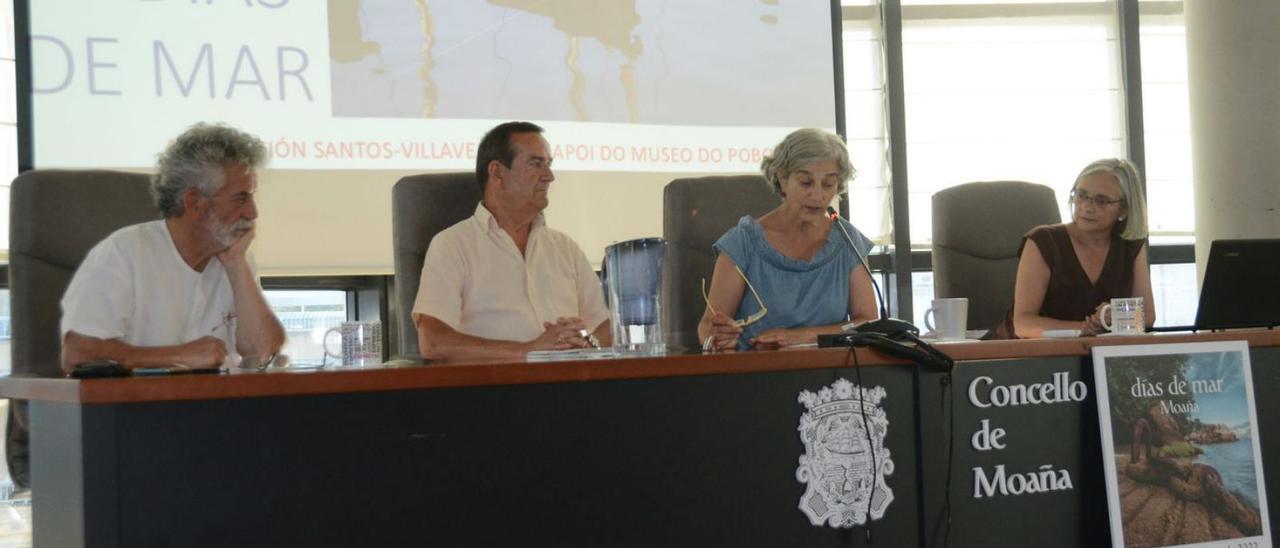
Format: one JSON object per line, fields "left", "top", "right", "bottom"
{"left": 580, "top": 329, "right": 601, "bottom": 349}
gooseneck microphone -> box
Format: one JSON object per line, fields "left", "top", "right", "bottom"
{"left": 826, "top": 206, "right": 920, "bottom": 337}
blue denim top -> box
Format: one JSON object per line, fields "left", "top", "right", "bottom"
{"left": 712, "top": 215, "right": 875, "bottom": 350}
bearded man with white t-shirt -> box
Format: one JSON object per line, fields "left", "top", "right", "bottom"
{"left": 59, "top": 123, "right": 286, "bottom": 373}
{"left": 413, "top": 121, "right": 612, "bottom": 361}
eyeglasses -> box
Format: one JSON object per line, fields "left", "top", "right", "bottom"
{"left": 1070, "top": 189, "right": 1124, "bottom": 208}
{"left": 701, "top": 264, "right": 768, "bottom": 328}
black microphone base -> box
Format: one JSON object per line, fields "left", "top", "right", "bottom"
{"left": 818, "top": 334, "right": 855, "bottom": 348}
{"left": 850, "top": 318, "right": 920, "bottom": 337}
{"left": 817, "top": 325, "right": 955, "bottom": 372}
{"left": 818, "top": 318, "right": 919, "bottom": 348}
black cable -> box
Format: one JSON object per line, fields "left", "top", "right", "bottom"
{"left": 835, "top": 351, "right": 852, "bottom": 546}
{"left": 945, "top": 375, "right": 954, "bottom": 547}
{"left": 930, "top": 372, "right": 955, "bottom": 548}
{"left": 849, "top": 345, "right": 876, "bottom": 544}
{"left": 833, "top": 329, "right": 957, "bottom": 546}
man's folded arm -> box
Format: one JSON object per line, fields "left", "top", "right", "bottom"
{"left": 61, "top": 331, "right": 228, "bottom": 373}
{"left": 414, "top": 313, "right": 534, "bottom": 362}
{"left": 415, "top": 314, "right": 590, "bottom": 362}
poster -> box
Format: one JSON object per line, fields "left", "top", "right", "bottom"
{"left": 1093, "top": 341, "right": 1271, "bottom": 548}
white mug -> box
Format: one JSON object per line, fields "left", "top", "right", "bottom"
{"left": 1101, "top": 298, "right": 1144, "bottom": 335}
{"left": 924, "top": 298, "right": 969, "bottom": 341}
{"left": 323, "top": 321, "right": 383, "bottom": 366}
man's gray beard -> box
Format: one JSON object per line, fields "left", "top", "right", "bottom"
{"left": 206, "top": 215, "right": 253, "bottom": 250}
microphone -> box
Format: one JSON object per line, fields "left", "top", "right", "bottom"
{"left": 826, "top": 207, "right": 919, "bottom": 337}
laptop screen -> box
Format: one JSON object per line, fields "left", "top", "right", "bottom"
{"left": 1194, "top": 239, "right": 1280, "bottom": 330}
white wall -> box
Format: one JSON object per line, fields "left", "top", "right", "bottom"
{"left": 253, "top": 169, "right": 677, "bottom": 276}
{"left": 1185, "top": 0, "right": 1280, "bottom": 278}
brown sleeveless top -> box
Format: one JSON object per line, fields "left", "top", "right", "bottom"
{"left": 993, "top": 224, "right": 1146, "bottom": 339}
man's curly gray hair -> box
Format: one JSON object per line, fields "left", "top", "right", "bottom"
{"left": 152, "top": 123, "right": 267, "bottom": 217}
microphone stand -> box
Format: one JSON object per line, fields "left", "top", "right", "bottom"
{"left": 826, "top": 207, "right": 919, "bottom": 337}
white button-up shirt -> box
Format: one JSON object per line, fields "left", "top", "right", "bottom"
{"left": 412, "top": 203, "right": 609, "bottom": 342}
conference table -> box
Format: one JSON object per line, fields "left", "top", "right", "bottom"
{"left": 3, "top": 330, "right": 1278, "bottom": 547}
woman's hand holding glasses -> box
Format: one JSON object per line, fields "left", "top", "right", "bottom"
{"left": 703, "top": 312, "right": 743, "bottom": 353}
{"left": 699, "top": 265, "right": 766, "bottom": 353}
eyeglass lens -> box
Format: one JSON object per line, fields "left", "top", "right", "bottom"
{"left": 1072, "top": 189, "right": 1120, "bottom": 207}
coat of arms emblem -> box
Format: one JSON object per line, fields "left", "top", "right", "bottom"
{"left": 796, "top": 378, "right": 894, "bottom": 528}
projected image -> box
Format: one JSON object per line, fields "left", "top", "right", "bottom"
{"left": 28, "top": 0, "right": 840, "bottom": 273}
{"left": 328, "top": 0, "right": 835, "bottom": 126}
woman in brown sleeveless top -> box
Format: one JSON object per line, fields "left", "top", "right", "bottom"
{"left": 996, "top": 159, "right": 1156, "bottom": 338}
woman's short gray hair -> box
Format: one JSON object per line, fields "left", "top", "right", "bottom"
{"left": 759, "top": 128, "right": 855, "bottom": 196}
{"left": 1071, "top": 158, "right": 1148, "bottom": 240}
{"left": 152, "top": 123, "right": 267, "bottom": 217}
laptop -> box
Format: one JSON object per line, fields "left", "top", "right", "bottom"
{"left": 1150, "top": 239, "right": 1280, "bottom": 332}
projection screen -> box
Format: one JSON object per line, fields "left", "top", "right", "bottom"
{"left": 23, "top": 0, "right": 843, "bottom": 274}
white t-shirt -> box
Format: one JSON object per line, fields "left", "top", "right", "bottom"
{"left": 413, "top": 203, "right": 610, "bottom": 342}
{"left": 61, "top": 220, "right": 243, "bottom": 357}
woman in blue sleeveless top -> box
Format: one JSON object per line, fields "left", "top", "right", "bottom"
{"left": 697, "top": 129, "right": 879, "bottom": 351}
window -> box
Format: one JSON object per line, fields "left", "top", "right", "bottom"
{"left": 842, "top": 0, "right": 892, "bottom": 243}
{"left": 838, "top": 0, "right": 1197, "bottom": 326}
{"left": 1138, "top": 1, "right": 1197, "bottom": 324}
{"left": 911, "top": 271, "right": 934, "bottom": 328}
{"left": 0, "top": 289, "right": 9, "bottom": 374}
{"left": 0, "top": 0, "right": 16, "bottom": 251}
{"left": 1150, "top": 262, "right": 1195, "bottom": 326}
{"left": 1138, "top": 0, "right": 1192, "bottom": 244}
{"left": 900, "top": 0, "right": 1125, "bottom": 249}
{"left": 263, "top": 290, "right": 349, "bottom": 365}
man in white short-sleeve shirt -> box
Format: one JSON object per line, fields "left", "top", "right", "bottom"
{"left": 59, "top": 123, "right": 286, "bottom": 373}
{"left": 413, "top": 122, "right": 611, "bottom": 361}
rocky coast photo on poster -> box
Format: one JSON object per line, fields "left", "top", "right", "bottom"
{"left": 1092, "top": 341, "right": 1271, "bottom": 548}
